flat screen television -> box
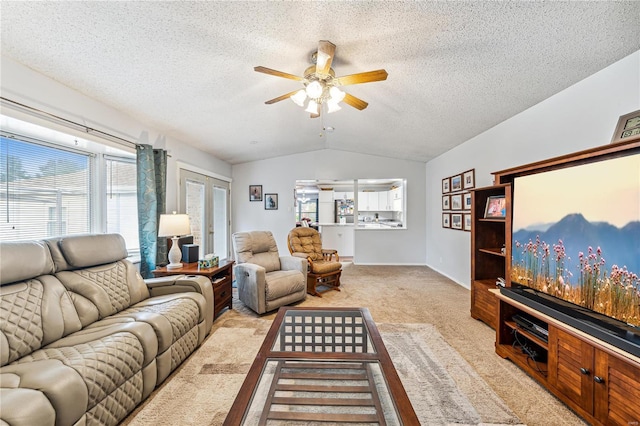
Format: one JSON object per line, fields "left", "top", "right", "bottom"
{"left": 509, "top": 150, "right": 640, "bottom": 354}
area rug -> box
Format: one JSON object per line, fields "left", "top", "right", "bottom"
{"left": 122, "top": 318, "right": 521, "bottom": 425}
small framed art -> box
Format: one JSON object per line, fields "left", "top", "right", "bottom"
{"left": 611, "top": 109, "right": 640, "bottom": 143}
{"left": 442, "top": 177, "right": 450, "bottom": 194}
{"left": 265, "top": 193, "right": 278, "bottom": 210}
{"left": 451, "top": 213, "right": 463, "bottom": 230}
{"left": 451, "top": 193, "right": 463, "bottom": 210}
{"left": 249, "top": 185, "right": 262, "bottom": 202}
{"left": 451, "top": 174, "right": 462, "bottom": 192}
{"left": 442, "top": 195, "right": 450, "bottom": 210}
{"left": 484, "top": 195, "right": 506, "bottom": 219}
{"left": 463, "top": 169, "right": 475, "bottom": 190}
{"left": 463, "top": 192, "right": 472, "bottom": 210}
{"left": 464, "top": 213, "right": 472, "bottom": 231}
{"left": 442, "top": 213, "right": 450, "bottom": 228}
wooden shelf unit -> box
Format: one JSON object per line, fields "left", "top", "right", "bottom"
{"left": 470, "top": 184, "right": 510, "bottom": 330}
{"left": 477, "top": 137, "right": 640, "bottom": 425}
{"left": 494, "top": 289, "right": 640, "bottom": 426}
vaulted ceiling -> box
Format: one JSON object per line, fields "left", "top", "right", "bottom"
{"left": 1, "top": 2, "right": 639, "bottom": 165}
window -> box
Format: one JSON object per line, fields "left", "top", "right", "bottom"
{"left": 1, "top": 136, "right": 92, "bottom": 240}
{"left": 105, "top": 156, "right": 139, "bottom": 254}
{"left": 1, "top": 114, "right": 139, "bottom": 254}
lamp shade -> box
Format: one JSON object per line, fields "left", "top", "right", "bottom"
{"left": 158, "top": 213, "right": 191, "bottom": 237}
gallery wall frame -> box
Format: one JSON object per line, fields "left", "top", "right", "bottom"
{"left": 442, "top": 177, "right": 450, "bottom": 194}
{"left": 249, "top": 185, "right": 262, "bottom": 202}
{"left": 442, "top": 195, "right": 450, "bottom": 210}
{"left": 463, "top": 169, "right": 475, "bottom": 190}
{"left": 451, "top": 213, "right": 463, "bottom": 230}
{"left": 442, "top": 213, "right": 451, "bottom": 228}
{"left": 463, "top": 192, "right": 472, "bottom": 210}
{"left": 451, "top": 193, "right": 463, "bottom": 210}
{"left": 265, "top": 193, "right": 278, "bottom": 210}
{"left": 451, "top": 174, "right": 462, "bottom": 192}
{"left": 464, "top": 213, "right": 472, "bottom": 232}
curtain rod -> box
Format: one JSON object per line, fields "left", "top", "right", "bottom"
{"left": 1, "top": 96, "right": 138, "bottom": 149}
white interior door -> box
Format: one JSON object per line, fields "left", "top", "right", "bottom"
{"left": 179, "top": 169, "right": 230, "bottom": 260}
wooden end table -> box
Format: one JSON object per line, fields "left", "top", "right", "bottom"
{"left": 152, "top": 260, "right": 234, "bottom": 318}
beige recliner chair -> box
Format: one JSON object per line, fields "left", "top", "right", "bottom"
{"left": 232, "top": 230, "right": 306, "bottom": 314}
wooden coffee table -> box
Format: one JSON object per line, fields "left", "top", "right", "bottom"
{"left": 224, "top": 307, "right": 418, "bottom": 425}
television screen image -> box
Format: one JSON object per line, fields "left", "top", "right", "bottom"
{"left": 511, "top": 153, "right": 640, "bottom": 327}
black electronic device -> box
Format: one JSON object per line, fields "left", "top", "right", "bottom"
{"left": 512, "top": 314, "right": 548, "bottom": 342}
{"left": 181, "top": 244, "right": 199, "bottom": 263}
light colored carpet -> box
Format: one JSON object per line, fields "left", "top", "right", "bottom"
{"left": 123, "top": 264, "right": 586, "bottom": 426}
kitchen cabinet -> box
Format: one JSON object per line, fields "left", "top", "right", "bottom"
{"left": 334, "top": 191, "right": 354, "bottom": 201}
{"left": 378, "top": 191, "right": 390, "bottom": 211}
{"left": 318, "top": 201, "right": 334, "bottom": 223}
{"left": 357, "top": 192, "right": 379, "bottom": 211}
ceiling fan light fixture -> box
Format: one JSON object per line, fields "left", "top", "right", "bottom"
{"left": 305, "top": 99, "right": 319, "bottom": 114}
{"left": 327, "top": 101, "right": 342, "bottom": 114}
{"left": 305, "top": 80, "right": 323, "bottom": 99}
{"left": 329, "top": 86, "right": 345, "bottom": 103}
{"left": 290, "top": 89, "right": 307, "bottom": 107}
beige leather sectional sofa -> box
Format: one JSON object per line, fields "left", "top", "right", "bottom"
{"left": 0, "top": 234, "right": 214, "bottom": 426}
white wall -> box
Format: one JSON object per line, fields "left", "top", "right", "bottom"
{"left": 425, "top": 50, "right": 640, "bottom": 288}
{"left": 0, "top": 56, "right": 232, "bottom": 213}
{"left": 231, "top": 150, "right": 426, "bottom": 264}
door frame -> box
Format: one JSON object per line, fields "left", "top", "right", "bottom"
{"left": 177, "top": 162, "right": 232, "bottom": 259}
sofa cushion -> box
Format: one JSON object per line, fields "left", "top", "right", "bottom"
{"left": 0, "top": 241, "right": 54, "bottom": 285}
{"left": 56, "top": 260, "right": 151, "bottom": 327}
{"left": 0, "top": 276, "right": 82, "bottom": 366}
{"left": 265, "top": 270, "right": 306, "bottom": 301}
{"left": 288, "top": 227, "right": 324, "bottom": 261}
{"left": 46, "top": 234, "right": 129, "bottom": 271}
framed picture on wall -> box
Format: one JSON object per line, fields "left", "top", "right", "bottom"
{"left": 442, "top": 213, "right": 451, "bottom": 228}
{"left": 451, "top": 193, "right": 463, "bottom": 210}
{"left": 463, "top": 192, "right": 472, "bottom": 210}
{"left": 463, "top": 169, "right": 475, "bottom": 189}
{"left": 451, "top": 174, "right": 462, "bottom": 192}
{"left": 265, "top": 193, "right": 278, "bottom": 210}
{"left": 249, "top": 185, "right": 262, "bottom": 201}
{"left": 464, "top": 213, "right": 472, "bottom": 231}
{"left": 451, "top": 213, "right": 463, "bottom": 230}
{"left": 442, "top": 195, "right": 450, "bottom": 210}
{"left": 442, "top": 177, "right": 450, "bottom": 193}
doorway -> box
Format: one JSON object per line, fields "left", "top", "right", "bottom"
{"left": 179, "top": 169, "right": 230, "bottom": 260}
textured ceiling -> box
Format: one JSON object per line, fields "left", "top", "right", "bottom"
{"left": 1, "top": 2, "right": 639, "bottom": 165}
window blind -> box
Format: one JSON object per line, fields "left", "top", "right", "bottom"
{"left": 0, "top": 135, "right": 92, "bottom": 241}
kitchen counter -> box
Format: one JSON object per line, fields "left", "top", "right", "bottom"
{"left": 357, "top": 221, "right": 403, "bottom": 229}
{"left": 318, "top": 223, "right": 355, "bottom": 227}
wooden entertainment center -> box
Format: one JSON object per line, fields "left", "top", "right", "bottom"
{"left": 470, "top": 137, "right": 640, "bottom": 426}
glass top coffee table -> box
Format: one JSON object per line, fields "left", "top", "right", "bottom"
{"left": 224, "top": 307, "right": 418, "bottom": 425}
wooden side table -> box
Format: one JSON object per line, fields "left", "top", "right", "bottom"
{"left": 152, "top": 260, "right": 234, "bottom": 318}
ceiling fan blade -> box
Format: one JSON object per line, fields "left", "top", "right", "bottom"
{"left": 264, "top": 90, "right": 301, "bottom": 105}
{"left": 342, "top": 93, "right": 368, "bottom": 110}
{"left": 315, "top": 40, "right": 336, "bottom": 77}
{"left": 310, "top": 113, "right": 320, "bottom": 119}
{"left": 335, "top": 69, "right": 388, "bottom": 86}
{"left": 254, "top": 66, "right": 304, "bottom": 82}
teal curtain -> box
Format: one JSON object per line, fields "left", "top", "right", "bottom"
{"left": 136, "top": 145, "right": 167, "bottom": 278}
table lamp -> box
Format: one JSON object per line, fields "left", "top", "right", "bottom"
{"left": 158, "top": 212, "right": 191, "bottom": 269}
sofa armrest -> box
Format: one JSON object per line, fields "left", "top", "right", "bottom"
{"left": 1, "top": 360, "right": 87, "bottom": 426}
{"left": 280, "top": 256, "right": 307, "bottom": 275}
{"left": 235, "top": 263, "right": 266, "bottom": 314}
{"left": 146, "top": 274, "right": 213, "bottom": 315}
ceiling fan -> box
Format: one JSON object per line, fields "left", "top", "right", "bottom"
{"left": 254, "top": 40, "right": 388, "bottom": 118}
